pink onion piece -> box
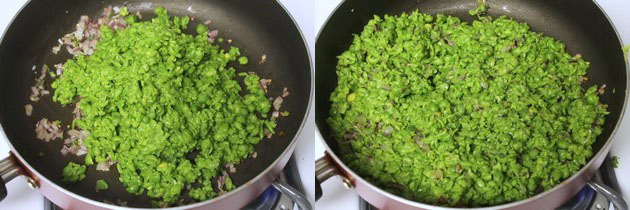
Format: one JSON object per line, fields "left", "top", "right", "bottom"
{"left": 259, "top": 79, "right": 271, "bottom": 93}
{"left": 208, "top": 30, "right": 219, "bottom": 43}
{"left": 272, "top": 111, "right": 279, "bottom": 118}
{"left": 217, "top": 170, "right": 229, "bottom": 192}
{"left": 60, "top": 128, "right": 89, "bottom": 156}
{"left": 598, "top": 84, "right": 607, "bottom": 95}
{"left": 225, "top": 163, "right": 236, "bottom": 173}
{"left": 72, "top": 103, "right": 83, "bottom": 120}
{"left": 30, "top": 65, "right": 49, "bottom": 102}
{"left": 273, "top": 97, "right": 283, "bottom": 111}
{"left": 56, "top": 7, "right": 128, "bottom": 57}
{"left": 282, "top": 87, "right": 289, "bottom": 97}
{"left": 25, "top": 104, "right": 33, "bottom": 116}
{"left": 96, "top": 159, "right": 117, "bottom": 171}
{"left": 54, "top": 63, "right": 64, "bottom": 76}
{"left": 35, "top": 118, "right": 63, "bottom": 142}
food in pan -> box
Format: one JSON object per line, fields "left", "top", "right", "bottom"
{"left": 28, "top": 6, "right": 287, "bottom": 206}
{"left": 327, "top": 5, "right": 608, "bottom": 207}
{"left": 62, "top": 162, "right": 86, "bottom": 184}
{"left": 95, "top": 179, "right": 109, "bottom": 192}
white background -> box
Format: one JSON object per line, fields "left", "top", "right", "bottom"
{"left": 0, "top": 0, "right": 316, "bottom": 209}
{"left": 315, "top": 0, "right": 630, "bottom": 209}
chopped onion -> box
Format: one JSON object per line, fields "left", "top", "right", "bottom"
{"left": 225, "top": 163, "right": 236, "bottom": 173}
{"left": 96, "top": 159, "right": 117, "bottom": 171}
{"left": 598, "top": 84, "right": 607, "bottom": 95}
{"left": 273, "top": 97, "right": 283, "bottom": 111}
{"left": 72, "top": 102, "right": 83, "bottom": 120}
{"left": 282, "top": 87, "right": 289, "bottom": 97}
{"left": 60, "top": 129, "right": 89, "bottom": 156}
{"left": 54, "top": 63, "right": 64, "bottom": 76}
{"left": 208, "top": 30, "right": 218, "bottom": 43}
{"left": 217, "top": 170, "right": 228, "bottom": 192}
{"left": 52, "top": 45, "right": 61, "bottom": 54}
{"left": 25, "top": 104, "right": 33, "bottom": 116}
{"left": 56, "top": 6, "right": 128, "bottom": 57}
{"left": 30, "top": 65, "right": 49, "bottom": 102}
{"left": 259, "top": 79, "right": 271, "bottom": 93}
{"left": 35, "top": 118, "right": 63, "bottom": 142}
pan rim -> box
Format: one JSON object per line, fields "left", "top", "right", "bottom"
{"left": 314, "top": 0, "right": 630, "bottom": 209}
{"left": 0, "top": 0, "right": 315, "bottom": 209}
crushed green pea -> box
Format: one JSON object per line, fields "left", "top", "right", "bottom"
{"left": 62, "top": 162, "right": 86, "bottom": 184}
{"left": 52, "top": 7, "right": 275, "bottom": 204}
{"left": 328, "top": 6, "right": 607, "bottom": 207}
{"left": 96, "top": 180, "right": 109, "bottom": 192}
{"left": 612, "top": 156, "right": 619, "bottom": 168}
{"left": 469, "top": 0, "right": 489, "bottom": 17}
{"left": 120, "top": 6, "right": 129, "bottom": 17}
{"left": 238, "top": 56, "right": 249, "bottom": 65}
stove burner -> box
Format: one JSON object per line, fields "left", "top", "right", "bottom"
{"left": 244, "top": 156, "right": 306, "bottom": 210}
{"left": 243, "top": 187, "right": 282, "bottom": 210}
{"left": 557, "top": 185, "right": 596, "bottom": 210}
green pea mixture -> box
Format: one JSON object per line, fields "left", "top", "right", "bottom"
{"left": 56, "top": 7, "right": 275, "bottom": 205}
{"left": 62, "top": 162, "right": 86, "bottom": 184}
{"left": 95, "top": 180, "right": 109, "bottom": 192}
{"left": 328, "top": 6, "right": 607, "bottom": 207}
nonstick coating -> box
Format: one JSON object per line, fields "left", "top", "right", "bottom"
{"left": 0, "top": 0, "right": 310, "bottom": 208}
{"left": 316, "top": 0, "right": 627, "bottom": 207}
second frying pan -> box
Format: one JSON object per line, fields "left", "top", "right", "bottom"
{"left": 315, "top": 0, "right": 628, "bottom": 209}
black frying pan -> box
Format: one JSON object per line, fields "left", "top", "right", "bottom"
{"left": 0, "top": 0, "right": 312, "bottom": 209}
{"left": 315, "top": 0, "right": 628, "bottom": 209}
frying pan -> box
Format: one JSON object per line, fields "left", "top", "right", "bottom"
{"left": 315, "top": 0, "right": 629, "bottom": 209}
{"left": 0, "top": 0, "right": 312, "bottom": 209}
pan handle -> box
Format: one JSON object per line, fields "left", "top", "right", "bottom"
{"left": 315, "top": 154, "right": 354, "bottom": 201}
{"left": 0, "top": 154, "right": 39, "bottom": 202}
{"left": 0, "top": 155, "right": 24, "bottom": 201}
{"left": 271, "top": 180, "right": 312, "bottom": 210}
{"left": 587, "top": 180, "right": 628, "bottom": 210}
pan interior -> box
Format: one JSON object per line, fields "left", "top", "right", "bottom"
{"left": 0, "top": 0, "right": 310, "bottom": 207}
{"left": 316, "top": 0, "right": 626, "bottom": 204}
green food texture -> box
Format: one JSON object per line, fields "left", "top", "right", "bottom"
{"left": 62, "top": 162, "right": 86, "bottom": 184}
{"left": 328, "top": 9, "right": 608, "bottom": 207}
{"left": 96, "top": 180, "right": 109, "bottom": 192}
{"left": 612, "top": 156, "right": 619, "bottom": 168}
{"left": 52, "top": 7, "right": 275, "bottom": 204}
{"left": 238, "top": 56, "right": 249, "bottom": 65}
